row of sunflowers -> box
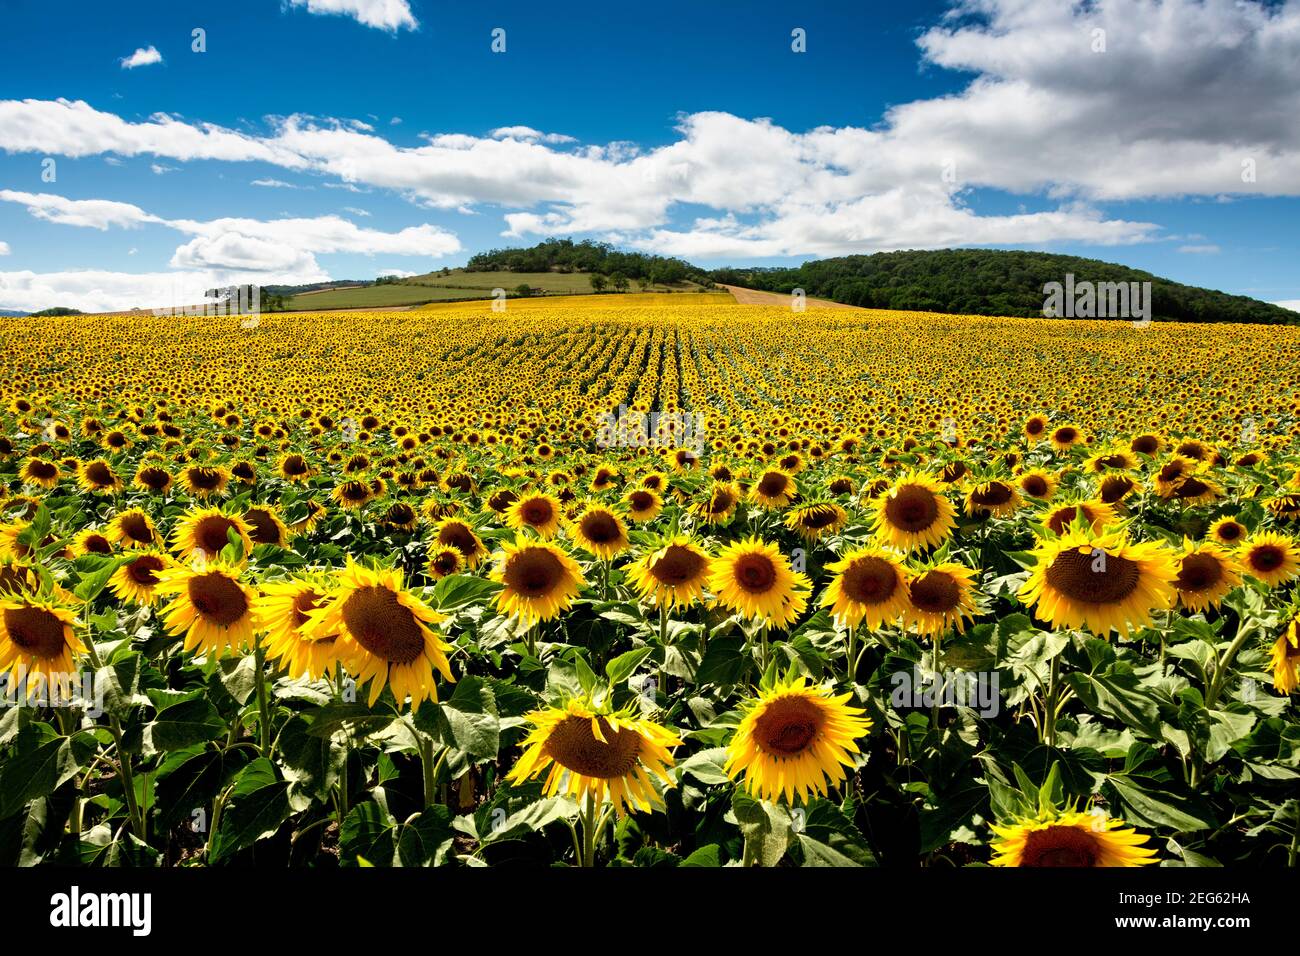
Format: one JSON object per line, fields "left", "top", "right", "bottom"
{"left": 0, "top": 303, "right": 1297, "bottom": 867}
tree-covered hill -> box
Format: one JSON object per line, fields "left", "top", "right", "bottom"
{"left": 711, "top": 249, "right": 1296, "bottom": 324}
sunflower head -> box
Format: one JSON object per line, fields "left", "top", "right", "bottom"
{"left": 991, "top": 806, "right": 1157, "bottom": 867}
{"left": 0, "top": 591, "right": 84, "bottom": 679}
{"left": 627, "top": 535, "right": 710, "bottom": 610}
{"left": 491, "top": 537, "right": 586, "bottom": 625}
{"left": 507, "top": 697, "right": 680, "bottom": 817}
{"left": 725, "top": 673, "right": 871, "bottom": 805}
{"left": 872, "top": 473, "right": 956, "bottom": 552}
{"left": 155, "top": 561, "right": 258, "bottom": 658}
{"left": 1241, "top": 532, "right": 1300, "bottom": 587}
{"left": 708, "top": 536, "right": 811, "bottom": 629}
{"left": 569, "top": 504, "right": 630, "bottom": 560}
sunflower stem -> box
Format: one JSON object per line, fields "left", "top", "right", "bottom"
{"left": 335, "top": 663, "right": 350, "bottom": 824}
{"left": 845, "top": 626, "right": 858, "bottom": 683}
{"left": 253, "top": 635, "right": 272, "bottom": 756}
{"left": 420, "top": 735, "right": 448, "bottom": 810}
{"left": 81, "top": 621, "right": 147, "bottom": 842}
{"left": 930, "top": 638, "right": 942, "bottom": 733}
{"left": 1043, "top": 647, "right": 1061, "bottom": 748}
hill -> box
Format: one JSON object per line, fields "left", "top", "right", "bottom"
{"left": 711, "top": 249, "right": 1297, "bottom": 325}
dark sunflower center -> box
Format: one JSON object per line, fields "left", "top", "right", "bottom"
{"left": 194, "top": 515, "right": 238, "bottom": 554}
{"left": 1044, "top": 548, "right": 1140, "bottom": 604}
{"left": 245, "top": 510, "right": 281, "bottom": 544}
{"left": 84, "top": 462, "right": 113, "bottom": 484}
{"left": 753, "top": 696, "right": 823, "bottom": 756}
{"left": 1047, "top": 506, "right": 1094, "bottom": 535}
{"left": 629, "top": 490, "right": 654, "bottom": 511}
{"left": 340, "top": 482, "right": 369, "bottom": 502}
{"left": 187, "top": 573, "right": 249, "bottom": 627}
{"left": 82, "top": 534, "right": 112, "bottom": 554}
{"left": 127, "top": 555, "right": 165, "bottom": 585}
{"left": 28, "top": 460, "right": 57, "bottom": 479}
{"left": 651, "top": 545, "right": 706, "bottom": 586}
{"left": 1248, "top": 545, "right": 1284, "bottom": 572}
{"left": 707, "top": 489, "right": 736, "bottom": 513}
{"left": 1174, "top": 477, "right": 1210, "bottom": 498}
{"left": 829, "top": 478, "right": 853, "bottom": 494}
{"left": 504, "top": 549, "right": 564, "bottom": 597}
{"left": 1100, "top": 476, "right": 1135, "bottom": 504}
{"left": 1021, "top": 825, "right": 1099, "bottom": 867}
{"left": 291, "top": 589, "right": 321, "bottom": 628}
{"left": 437, "top": 523, "right": 479, "bottom": 556}
{"left": 1216, "top": 523, "right": 1243, "bottom": 541}
{"left": 187, "top": 468, "right": 223, "bottom": 490}
{"left": 119, "top": 513, "right": 152, "bottom": 542}
{"left": 1131, "top": 436, "right": 1159, "bottom": 455}
{"left": 1021, "top": 475, "right": 1048, "bottom": 497}
{"left": 386, "top": 503, "right": 415, "bottom": 524}
{"left": 1026, "top": 419, "right": 1045, "bottom": 435}
{"left": 734, "top": 554, "right": 777, "bottom": 593}
{"left": 2, "top": 605, "right": 67, "bottom": 657}
{"left": 340, "top": 586, "right": 425, "bottom": 664}
{"left": 971, "top": 483, "right": 1013, "bottom": 507}
{"left": 283, "top": 456, "right": 308, "bottom": 475}
{"left": 579, "top": 512, "right": 621, "bottom": 544}
{"left": 138, "top": 467, "right": 170, "bottom": 489}
{"left": 910, "top": 570, "right": 961, "bottom": 613}
{"left": 520, "top": 500, "right": 554, "bottom": 525}
{"left": 1098, "top": 454, "right": 1127, "bottom": 469}
{"left": 1054, "top": 428, "right": 1077, "bottom": 444}
{"left": 798, "top": 506, "right": 838, "bottom": 529}
{"left": 843, "top": 556, "right": 899, "bottom": 604}
{"left": 758, "top": 473, "right": 789, "bottom": 497}
{"left": 489, "top": 490, "right": 518, "bottom": 512}
{"left": 1176, "top": 553, "right": 1222, "bottom": 592}
{"left": 885, "top": 486, "right": 939, "bottom": 532}
{"left": 544, "top": 715, "right": 641, "bottom": 778}
{"left": 431, "top": 551, "right": 460, "bottom": 575}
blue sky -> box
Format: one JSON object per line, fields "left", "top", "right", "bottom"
{"left": 1, "top": 0, "right": 1298, "bottom": 312}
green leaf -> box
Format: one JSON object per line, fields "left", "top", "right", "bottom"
{"left": 606, "top": 646, "right": 654, "bottom": 686}
{"left": 677, "top": 747, "right": 731, "bottom": 786}
{"left": 680, "top": 843, "right": 723, "bottom": 866}
{"left": 730, "top": 789, "right": 793, "bottom": 867}
{"left": 143, "top": 697, "right": 225, "bottom": 753}
{"left": 431, "top": 574, "right": 502, "bottom": 612}
{"left": 209, "top": 762, "right": 292, "bottom": 863}
{"left": 1107, "top": 775, "right": 1216, "bottom": 832}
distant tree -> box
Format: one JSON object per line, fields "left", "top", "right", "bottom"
{"left": 589, "top": 273, "right": 607, "bottom": 292}
{"left": 610, "top": 272, "right": 628, "bottom": 292}
{"left": 514, "top": 284, "right": 533, "bottom": 297}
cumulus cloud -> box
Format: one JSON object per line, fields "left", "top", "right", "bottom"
{"left": 120, "top": 46, "right": 162, "bottom": 69}
{"left": 4, "top": 1, "right": 1300, "bottom": 258}
{"left": 285, "top": 0, "right": 417, "bottom": 32}
{"left": 1178, "top": 244, "right": 1221, "bottom": 254}
{"left": 0, "top": 241, "right": 9, "bottom": 255}
{"left": 1277, "top": 300, "right": 1300, "bottom": 312}
{"left": 0, "top": 190, "right": 162, "bottom": 230}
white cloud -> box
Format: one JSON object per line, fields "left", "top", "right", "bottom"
{"left": 0, "top": 190, "right": 162, "bottom": 230}
{"left": 342, "top": 205, "right": 371, "bottom": 216}
{"left": 1178, "top": 244, "right": 1221, "bottom": 254}
{"left": 375, "top": 267, "right": 418, "bottom": 277}
{"left": 0, "top": 241, "right": 9, "bottom": 255}
{"left": 120, "top": 46, "right": 163, "bottom": 70}
{"left": 1277, "top": 300, "right": 1300, "bottom": 312}
{"left": 0, "top": 265, "right": 329, "bottom": 313}
{"left": 6, "top": 1, "right": 1300, "bottom": 258}
{"left": 285, "top": 0, "right": 417, "bottom": 32}
{"left": 251, "top": 178, "right": 300, "bottom": 188}
{"left": 150, "top": 163, "right": 176, "bottom": 175}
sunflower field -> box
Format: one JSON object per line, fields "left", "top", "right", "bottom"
{"left": 1, "top": 294, "right": 1298, "bottom": 869}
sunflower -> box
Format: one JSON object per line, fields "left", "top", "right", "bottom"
{"left": 821, "top": 545, "right": 911, "bottom": 630}
{"left": 1023, "top": 415, "right": 1048, "bottom": 443}
{"left": 19, "top": 458, "right": 61, "bottom": 490}
{"left": 1097, "top": 473, "right": 1139, "bottom": 505}
{"left": 1085, "top": 449, "right": 1138, "bottom": 473}
{"left": 1043, "top": 498, "right": 1115, "bottom": 536}
{"left": 507, "top": 492, "right": 563, "bottom": 538}
{"left": 1208, "top": 516, "right": 1248, "bottom": 548}
{"left": 1017, "top": 468, "right": 1058, "bottom": 501}
{"left": 426, "top": 546, "right": 464, "bottom": 580}
{"left": 1171, "top": 539, "right": 1242, "bottom": 613}
{"left": 301, "top": 559, "right": 453, "bottom": 706}
{"left": 872, "top": 473, "right": 955, "bottom": 551}
{"left": 1129, "top": 433, "right": 1165, "bottom": 457}
{"left": 990, "top": 808, "right": 1158, "bottom": 867}
{"left": 1049, "top": 424, "right": 1084, "bottom": 454}
{"left": 179, "top": 464, "right": 230, "bottom": 499}
{"left": 709, "top": 536, "right": 811, "bottom": 629}
{"left": 244, "top": 504, "right": 291, "bottom": 547}
{"left": 332, "top": 479, "right": 374, "bottom": 510}
{"left": 965, "top": 479, "right": 1022, "bottom": 518}
{"left": 77, "top": 459, "right": 124, "bottom": 494}
{"left": 491, "top": 537, "right": 586, "bottom": 624}
{"left": 1153, "top": 455, "right": 1197, "bottom": 498}
{"left": 1170, "top": 472, "right": 1223, "bottom": 506}
{"left": 70, "top": 528, "right": 114, "bottom": 557}
{"left": 1240, "top": 532, "right": 1300, "bottom": 587}
{"left": 170, "top": 506, "right": 255, "bottom": 564}
{"left": 1019, "top": 528, "right": 1177, "bottom": 637}
{"left": 783, "top": 501, "right": 848, "bottom": 542}
{"left": 904, "top": 563, "right": 979, "bottom": 639}
{"left": 0, "top": 559, "right": 36, "bottom": 597}
{"left": 623, "top": 487, "right": 663, "bottom": 523}
{"left": 107, "top": 507, "right": 159, "bottom": 549}
{"left": 1270, "top": 618, "right": 1299, "bottom": 695}
{"left": 626, "top": 535, "right": 711, "bottom": 609}
{"left": 432, "top": 517, "right": 487, "bottom": 569}
{"left": 380, "top": 501, "right": 419, "bottom": 531}
{"left": 506, "top": 698, "right": 680, "bottom": 817}
{"left": 255, "top": 576, "right": 340, "bottom": 680}
{"left": 133, "top": 463, "right": 173, "bottom": 495}
{"left": 691, "top": 481, "right": 742, "bottom": 526}
{"left": 724, "top": 675, "right": 871, "bottom": 805}
{"left": 0, "top": 593, "right": 84, "bottom": 680}
{"left": 277, "top": 452, "right": 317, "bottom": 483}
{"left": 108, "top": 550, "right": 174, "bottom": 606}
{"left": 749, "top": 469, "right": 797, "bottom": 509}
{"left": 289, "top": 499, "right": 328, "bottom": 535}
{"left": 155, "top": 562, "right": 258, "bottom": 658}
{"left": 569, "top": 504, "right": 630, "bottom": 560}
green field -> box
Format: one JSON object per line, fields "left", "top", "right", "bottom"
{"left": 284, "top": 269, "right": 704, "bottom": 310}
